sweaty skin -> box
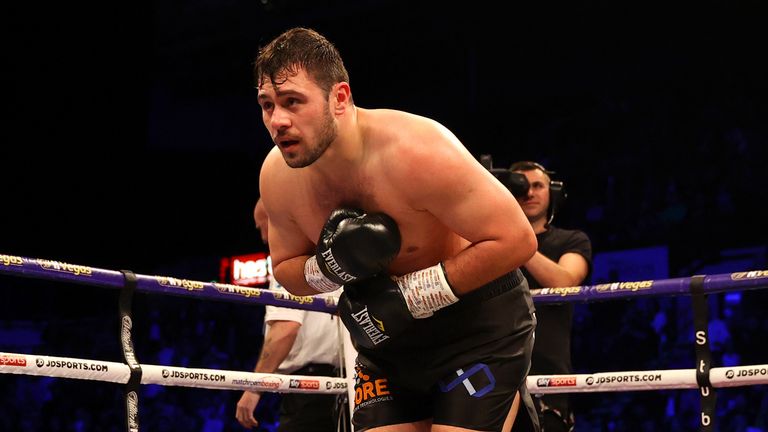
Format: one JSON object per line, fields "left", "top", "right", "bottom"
{"left": 258, "top": 68, "right": 536, "bottom": 297}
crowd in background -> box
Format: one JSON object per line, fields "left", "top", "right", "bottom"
{"left": 2, "top": 94, "right": 767, "bottom": 431}
{"left": 4, "top": 1, "right": 767, "bottom": 429}
{"left": 1, "top": 252, "right": 766, "bottom": 431}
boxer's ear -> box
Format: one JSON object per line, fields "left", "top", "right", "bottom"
{"left": 331, "top": 82, "right": 352, "bottom": 115}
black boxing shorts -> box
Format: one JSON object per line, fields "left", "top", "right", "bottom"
{"left": 351, "top": 269, "right": 539, "bottom": 431}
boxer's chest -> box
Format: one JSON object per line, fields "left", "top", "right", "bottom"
{"left": 295, "top": 180, "right": 466, "bottom": 274}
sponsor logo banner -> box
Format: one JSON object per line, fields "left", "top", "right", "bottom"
{"left": 594, "top": 280, "right": 654, "bottom": 293}
{"left": 160, "top": 369, "right": 225, "bottom": 382}
{"left": 232, "top": 376, "right": 283, "bottom": 389}
{"left": 536, "top": 376, "right": 577, "bottom": 387}
{"left": 156, "top": 276, "right": 204, "bottom": 291}
{"left": 731, "top": 270, "right": 768, "bottom": 280}
{"left": 289, "top": 379, "right": 320, "bottom": 390}
{"left": 36, "top": 358, "right": 109, "bottom": 372}
{"left": 585, "top": 373, "right": 662, "bottom": 385}
{"left": 725, "top": 368, "right": 767, "bottom": 379}
{"left": 0, "top": 353, "right": 27, "bottom": 366}
{"left": 0, "top": 255, "right": 23, "bottom": 267}
{"left": 36, "top": 259, "right": 92, "bottom": 276}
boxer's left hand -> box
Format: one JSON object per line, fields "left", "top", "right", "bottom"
{"left": 390, "top": 263, "right": 459, "bottom": 319}
{"left": 338, "top": 263, "right": 459, "bottom": 349}
{"left": 305, "top": 209, "right": 401, "bottom": 293}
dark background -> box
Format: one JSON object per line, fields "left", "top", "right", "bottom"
{"left": 3, "top": 0, "right": 767, "bottom": 431}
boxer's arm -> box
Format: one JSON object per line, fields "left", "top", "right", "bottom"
{"left": 262, "top": 211, "right": 318, "bottom": 296}
{"left": 259, "top": 150, "right": 318, "bottom": 296}
{"left": 392, "top": 123, "right": 537, "bottom": 295}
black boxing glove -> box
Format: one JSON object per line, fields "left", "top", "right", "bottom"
{"left": 337, "top": 276, "right": 413, "bottom": 350}
{"left": 304, "top": 209, "right": 401, "bottom": 293}
{"left": 337, "top": 263, "right": 460, "bottom": 350}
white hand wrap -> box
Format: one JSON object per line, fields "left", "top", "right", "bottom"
{"left": 394, "top": 263, "right": 459, "bottom": 319}
{"left": 304, "top": 255, "right": 342, "bottom": 293}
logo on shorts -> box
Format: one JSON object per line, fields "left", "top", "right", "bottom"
{"left": 438, "top": 363, "right": 496, "bottom": 398}
{"left": 353, "top": 366, "right": 392, "bottom": 410}
{"left": 350, "top": 307, "right": 390, "bottom": 346}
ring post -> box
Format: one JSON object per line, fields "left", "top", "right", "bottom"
{"left": 691, "top": 275, "right": 715, "bottom": 432}
{"left": 119, "top": 270, "right": 142, "bottom": 432}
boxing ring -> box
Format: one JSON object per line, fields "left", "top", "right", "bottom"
{"left": 1, "top": 253, "right": 766, "bottom": 431}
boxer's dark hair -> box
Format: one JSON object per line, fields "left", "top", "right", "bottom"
{"left": 255, "top": 27, "right": 351, "bottom": 101}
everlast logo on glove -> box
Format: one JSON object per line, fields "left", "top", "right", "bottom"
{"left": 320, "top": 249, "right": 355, "bottom": 283}
{"left": 311, "top": 209, "right": 401, "bottom": 288}
{"left": 350, "top": 306, "right": 390, "bottom": 346}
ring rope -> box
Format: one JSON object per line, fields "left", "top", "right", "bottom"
{"left": 118, "top": 270, "right": 142, "bottom": 432}
{"left": 1, "top": 254, "right": 766, "bottom": 307}
{"left": 527, "top": 364, "right": 768, "bottom": 394}
{"left": 0, "top": 254, "right": 337, "bottom": 313}
{"left": 0, "top": 351, "right": 348, "bottom": 394}
{"left": 2, "top": 351, "right": 763, "bottom": 395}
{"left": 530, "top": 270, "right": 768, "bottom": 303}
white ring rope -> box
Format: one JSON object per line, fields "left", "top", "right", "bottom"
{"left": 0, "top": 352, "right": 348, "bottom": 394}
{"left": 527, "top": 364, "right": 768, "bottom": 394}
{"left": 3, "top": 351, "right": 764, "bottom": 396}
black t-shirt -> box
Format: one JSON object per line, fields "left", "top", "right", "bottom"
{"left": 522, "top": 225, "right": 592, "bottom": 376}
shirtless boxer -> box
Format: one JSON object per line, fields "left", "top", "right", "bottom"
{"left": 255, "top": 27, "right": 539, "bottom": 432}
